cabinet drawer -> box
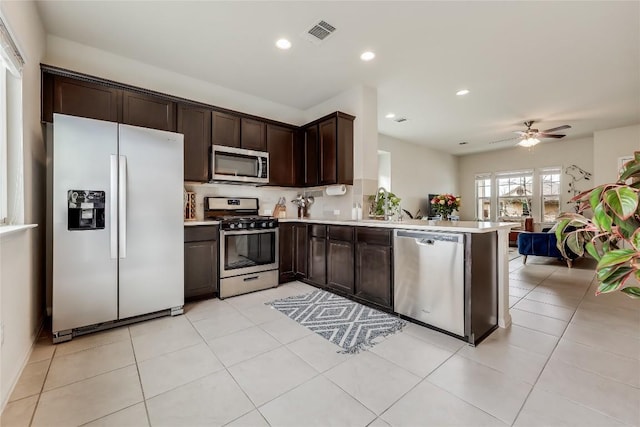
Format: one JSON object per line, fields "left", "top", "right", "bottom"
{"left": 185, "top": 226, "right": 219, "bottom": 242}
{"left": 309, "top": 224, "right": 327, "bottom": 238}
{"left": 356, "top": 228, "right": 392, "bottom": 246}
{"left": 328, "top": 225, "right": 354, "bottom": 242}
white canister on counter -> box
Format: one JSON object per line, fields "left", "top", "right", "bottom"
{"left": 351, "top": 203, "right": 357, "bottom": 220}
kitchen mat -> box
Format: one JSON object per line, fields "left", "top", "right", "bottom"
{"left": 266, "top": 289, "right": 406, "bottom": 353}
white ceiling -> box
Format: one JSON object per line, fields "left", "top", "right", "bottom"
{"left": 35, "top": 1, "right": 640, "bottom": 155}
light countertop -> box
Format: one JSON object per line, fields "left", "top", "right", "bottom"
{"left": 278, "top": 218, "right": 519, "bottom": 233}
{"left": 184, "top": 220, "right": 220, "bottom": 226}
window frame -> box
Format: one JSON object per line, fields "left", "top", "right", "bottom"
{"left": 540, "top": 167, "right": 562, "bottom": 223}
{"left": 495, "top": 170, "right": 534, "bottom": 221}
{"left": 0, "top": 61, "right": 7, "bottom": 224}
{"left": 474, "top": 173, "right": 492, "bottom": 221}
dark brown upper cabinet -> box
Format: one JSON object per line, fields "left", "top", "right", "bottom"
{"left": 178, "top": 104, "right": 211, "bottom": 182}
{"left": 122, "top": 90, "right": 176, "bottom": 132}
{"left": 241, "top": 118, "right": 267, "bottom": 151}
{"left": 316, "top": 112, "right": 354, "bottom": 186}
{"left": 303, "top": 125, "right": 319, "bottom": 186}
{"left": 266, "top": 124, "right": 296, "bottom": 186}
{"left": 212, "top": 111, "right": 241, "bottom": 148}
{"left": 50, "top": 75, "right": 121, "bottom": 123}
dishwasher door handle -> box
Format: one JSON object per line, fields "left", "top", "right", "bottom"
{"left": 416, "top": 239, "right": 435, "bottom": 246}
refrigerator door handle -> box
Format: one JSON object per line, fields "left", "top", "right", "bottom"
{"left": 119, "top": 155, "right": 127, "bottom": 259}
{"left": 110, "top": 155, "right": 118, "bottom": 259}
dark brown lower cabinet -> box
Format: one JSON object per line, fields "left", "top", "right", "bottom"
{"left": 354, "top": 228, "right": 393, "bottom": 310}
{"left": 279, "top": 223, "right": 295, "bottom": 283}
{"left": 184, "top": 226, "right": 219, "bottom": 299}
{"left": 279, "top": 223, "right": 309, "bottom": 284}
{"left": 307, "top": 225, "right": 327, "bottom": 286}
{"left": 326, "top": 226, "right": 355, "bottom": 294}
{"left": 294, "top": 224, "right": 308, "bottom": 278}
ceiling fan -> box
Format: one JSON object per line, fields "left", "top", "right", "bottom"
{"left": 492, "top": 121, "right": 571, "bottom": 147}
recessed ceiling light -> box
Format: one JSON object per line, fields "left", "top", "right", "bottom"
{"left": 456, "top": 89, "right": 470, "bottom": 96}
{"left": 276, "top": 39, "right": 292, "bottom": 50}
{"left": 360, "top": 51, "right": 375, "bottom": 61}
{"left": 385, "top": 113, "right": 395, "bottom": 119}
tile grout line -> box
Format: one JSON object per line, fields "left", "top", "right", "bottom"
{"left": 508, "top": 269, "right": 596, "bottom": 426}
{"left": 27, "top": 341, "right": 57, "bottom": 427}
{"left": 185, "top": 306, "right": 269, "bottom": 426}
{"left": 129, "top": 327, "right": 152, "bottom": 427}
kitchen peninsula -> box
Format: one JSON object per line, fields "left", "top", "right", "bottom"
{"left": 278, "top": 218, "right": 518, "bottom": 345}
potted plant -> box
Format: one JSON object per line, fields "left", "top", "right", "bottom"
{"left": 430, "top": 194, "right": 461, "bottom": 219}
{"left": 368, "top": 189, "right": 401, "bottom": 218}
{"left": 556, "top": 151, "right": 640, "bottom": 298}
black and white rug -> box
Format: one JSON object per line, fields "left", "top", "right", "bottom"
{"left": 266, "top": 290, "right": 406, "bottom": 353}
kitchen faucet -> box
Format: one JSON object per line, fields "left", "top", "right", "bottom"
{"left": 375, "top": 187, "right": 390, "bottom": 220}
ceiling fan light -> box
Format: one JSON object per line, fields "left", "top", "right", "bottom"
{"left": 518, "top": 137, "right": 540, "bottom": 148}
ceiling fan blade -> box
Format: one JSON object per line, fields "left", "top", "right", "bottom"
{"left": 542, "top": 125, "right": 571, "bottom": 133}
{"left": 540, "top": 134, "right": 565, "bottom": 139}
{"left": 513, "top": 131, "right": 526, "bottom": 135}
{"left": 490, "top": 137, "right": 518, "bottom": 144}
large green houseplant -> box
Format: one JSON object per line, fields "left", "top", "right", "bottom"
{"left": 556, "top": 151, "right": 640, "bottom": 298}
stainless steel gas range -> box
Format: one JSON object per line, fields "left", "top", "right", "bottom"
{"left": 204, "top": 197, "right": 279, "bottom": 298}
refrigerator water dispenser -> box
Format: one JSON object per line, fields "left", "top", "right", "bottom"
{"left": 67, "top": 190, "right": 105, "bottom": 230}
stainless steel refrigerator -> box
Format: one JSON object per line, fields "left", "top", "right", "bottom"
{"left": 52, "top": 114, "right": 184, "bottom": 343}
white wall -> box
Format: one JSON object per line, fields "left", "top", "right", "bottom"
{"left": 45, "top": 36, "right": 305, "bottom": 126}
{"left": 593, "top": 124, "right": 640, "bottom": 185}
{"left": 0, "top": 0, "right": 46, "bottom": 409}
{"left": 378, "top": 133, "right": 458, "bottom": 217}
{"left": 457, "top": 137, "right": 594, "bottom": 222}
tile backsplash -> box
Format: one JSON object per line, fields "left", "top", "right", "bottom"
{"left": 184, "top": 183, "right": 355, "bottom": 220}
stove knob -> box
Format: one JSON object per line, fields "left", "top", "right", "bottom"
{"left": 262, "top": 222, "right": 267, "bottom": 228}
{"left": 250, "top": 223, "right": 255, "bottom": 228}
{"left": 238, "top": 223, "right": 244, "bottom": 229}
{"left": 229, "top": 223, "right": 235, "bottom": 229}
{"left": 270, "top": 222, "right": 275, "bottom": 228}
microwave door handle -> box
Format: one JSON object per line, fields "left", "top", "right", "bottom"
{"left": 257, "top": 157, "right": 263, "bottom": 179}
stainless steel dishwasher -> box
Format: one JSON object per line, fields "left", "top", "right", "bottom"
{"left": 394, "top": 230, "right": 465, "bottom": 336}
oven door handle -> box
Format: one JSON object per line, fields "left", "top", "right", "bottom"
{"left": 221, "top": 228, "right": 278, "bottom": 237}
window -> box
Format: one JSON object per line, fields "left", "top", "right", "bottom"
{"left": 541, "top": 168, "right": 561, "bottom": 222}
{"left": 0, "top": 16, "right": 24, "bottom": 225}
{"left": 475, "top": 174, "right": 491, "bottom": 220}
{"left": 0, "top": 59, "right": 7, "bottom": 224}
{"left": 377, "top": 150, "right": 391, "bottom": 191}
{"left": 496, "top": 171, "right": 533, "bottom": 220}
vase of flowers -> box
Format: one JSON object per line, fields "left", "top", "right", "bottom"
{"left": 431, "top": 194, "right": 461, "bottom": 219}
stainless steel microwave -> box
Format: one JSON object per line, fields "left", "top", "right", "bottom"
{"left": 210, "top": 145, "right": 269, "bottom": 184}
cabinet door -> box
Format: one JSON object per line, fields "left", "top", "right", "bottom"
{"left": 122, "top": 90, "right": 176, "bottom": 131}
{"left": 184, "top": 240, "right": 218, "bottom": 298}
{"left": 279, "top": 223, "right": 295, "bottom": 283}
{"left": 212, "top": 111, "right": 241, "bottom": 147}
{"left": 355, "top": 243, "right": 392, "bottom": 309}
{"left": 53, "top": 75, "right": 121, "bottom": 122}
{"left": 319, "top": 117, "right": 337, "bottom": 184}
{"left": 336, "top": 115, "right": 354, "bottom": 185}
{"left": 178, "top": 104, "right": 211, "bottom": 182}
{"left": 327, "top": 239, "right": 354, "bottom": 294}
{"left": 307, "top": 235, "right": 327, "bottom": 286}
{"left": 267, "top": 125, "right": 296, "bottom": 186}
{"left": 304, "top": 125, "right": 319, "bottom": 186}
{"left": 241, "top": 118, "right": 267, "bottom": 151}
{"left": 294, "top": 224, "right": 308, "bottom": 278}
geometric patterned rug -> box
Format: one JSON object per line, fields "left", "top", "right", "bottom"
{"left": 266, "top": 290, "right": 406, "bottom": 353}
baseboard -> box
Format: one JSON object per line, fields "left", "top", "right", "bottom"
{"left": 0, "top": 318, "right": 45, "bottom": 412}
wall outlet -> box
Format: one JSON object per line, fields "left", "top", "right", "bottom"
{"left": 263, "top": 209, "right": 273, "bottom": 216}
{"left": 333, "top": 210, "right": 340, "bottom": 215}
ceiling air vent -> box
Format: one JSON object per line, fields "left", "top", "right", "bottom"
{"left": 302, "top": 20, "right": 336, "bottom": 45}
{"left": 394, "top": 117, "right": 408, "bottom": 123}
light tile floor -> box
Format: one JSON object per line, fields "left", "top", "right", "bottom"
{"left": 2, "top": 256, "right": 639, "bottom": 426}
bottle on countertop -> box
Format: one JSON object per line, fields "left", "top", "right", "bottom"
{"left": 351, "top": 203, "right": 358, "bottom": 220}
